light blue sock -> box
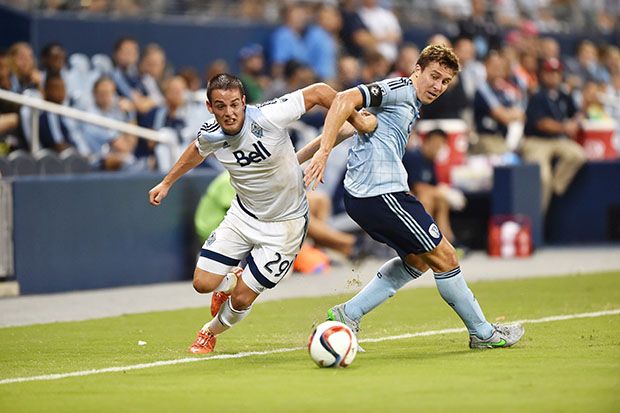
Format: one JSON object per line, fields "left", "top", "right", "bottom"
{"left": 344, "top": 257, "right": 423, "bottom": 320}
{"left": 434, "top": 267, "right": 494, "bottom": 339}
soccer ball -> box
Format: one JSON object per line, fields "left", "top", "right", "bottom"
{"left": 308, "top": 320, "right": 358, "bottom": 368}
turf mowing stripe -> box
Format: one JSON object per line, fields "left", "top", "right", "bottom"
{"left": 1, "top": 309, "right": 619, "bottom": 385}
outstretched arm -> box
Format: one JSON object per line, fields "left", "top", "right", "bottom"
{"left": 148, "top": 141, "right": 206, "bottom": 206}
{"left": 303, "top": 88, "right": 365, "bottom": 190}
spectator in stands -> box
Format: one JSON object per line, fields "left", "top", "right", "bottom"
{"left": 34, "top": 73, "right": 83, "bottom": 153}
{"left": 111, "top": 37, "right": 156, "bottom": 115}
{"left": 40, "top": 42, "right": 66, "bottom": 77}
{"left": 137, "top": 76, "right": 202, "bottom": 168}
{"left": 178, "top": 67, "right": 202, "bottom": 92}
{"left": 204, "top": 59, "right": 229, "bottom": 88}
{"left": 8, "top": 42, "right": 41, "bottom": 93}
{"left": 81, "top": 76, "right": 138, "bottom": 170}
{"left": 427, "top": 33, "right": 451, "bottom": 48}
{"left": 0, "top": 52, "right": 25, "bottom": 153}
{"left": 403, "top": 129, "right": 466, "bottom": 250}
{"left": 472, "top": 51, "right": 525, "bottom": 155}
{"left": 580, "top": 80, "right": 611, "bottom": 120}
{"left": 507, "top": 47, "right": 539, "bottom": 97}
{"left": 138, "top": 43, "right": 167, "bottom": 107}
{"left": 457, "top": 0, "right": 502, "bottom": 59}
{"left": 539, "top": 36, "right": 561, "bottom": 61}
{"left": 360, "top": 50, "right": 390, "bottom": 83}
{"left": 390, "top": 43, "right": 420, "bottom": 78}
{"left": 453, "top": 36, "right": 485, "bottom": 102}
{"left": 82, "top": 0, "right": 109, "bottom": 13}
{"left": 39, "top": 42, "right": 83, "bottom": 106}
{"left": 566, "top": 40, "right": 611, "bottom": 93}
{"left": 336, "top": 55, "right": 362, "bottom": 91}
{"left": 265, "top": 60, "right": 316, "bottom": 101}
{"left": 602, "top": 71, "right": 620, "bottom": 144}
{"left": 338, "top": 0, "right": 377, "bottom": 59}
{"left": 522, "top": 57, "right": 587, "bottom": 212}
{"left": 357, "top": 0, "right": 402, "bottom": 64}
{"left": 237, "top": 44, "right": 269, "bottom": 104}
{"left": 0, "top": 52, "right": 11, "bottom": 92}
{"left": 306, "top": 3, "right": 341, "bottom": 82}
{"left": 270, "top": 3, "right": 312, "bottom": 79}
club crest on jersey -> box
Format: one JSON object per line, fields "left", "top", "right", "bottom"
{"left": 206, "top": 231, "right": 216, "bottom": 246}
{"left": 429, "top": 223, "right": 441, "bottom": 239}
{"left": 251, "top": 122, "right": 263, "bottom": 138}
{"left": 370, "top": 85, "right": 382, "bottom": 96}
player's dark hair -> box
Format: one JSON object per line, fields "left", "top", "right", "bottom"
{"left": 206, "top": 73, "right": 245, "bottom": 102}
{"left": 417, "top": 44, "right": 460, "bottom": 74}
{"left": 426, "top": 128, "right": 448, "bottom": 140}
{"left": 44, "top": 72, "right": 64, "bottom": 89}
{"left": 41, "top": 42, "right": 64, "bottom": 59}
{"left": 93, "top": 75, "right": 114, "bottom": 92}
{"left": 114, "top": 36, "right": 138, "bottom": 53}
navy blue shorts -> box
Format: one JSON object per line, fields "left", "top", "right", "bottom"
{"left": 344, "top": 191, "right": 442, "bottom": 257}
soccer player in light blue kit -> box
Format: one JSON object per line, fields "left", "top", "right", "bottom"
{"left": 303, "top": 44, "right": 525, "bottom": 349}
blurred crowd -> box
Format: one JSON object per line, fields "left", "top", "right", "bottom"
{"left": 2, "top": 0, "right": 619, "bottom": 34}
{"left": 0, "top": 0, "right": 619, "bottom": 185}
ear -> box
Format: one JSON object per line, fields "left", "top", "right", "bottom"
{"left": 242, "top": 95, "right": 247, "bottom": 107}
{"left": 206, "top": 100, "right": 213, "bottom": 114}
{"left": 413, "top": 64, "right": 422, "bottom": 77}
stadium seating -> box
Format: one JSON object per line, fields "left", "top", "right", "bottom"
{"left": 60, "top": 149, "right": 92, "bottom": 174}
{"left": 0, "top": 156, "right": 11, "bottom": 177}
{"left": 7, "top": 150, "right": 37, "bottom": 176}
{"left": 34, "top": 149, "right": 64, "bottom": 175}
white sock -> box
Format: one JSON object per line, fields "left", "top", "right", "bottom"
{"left": 212, "top": 273, "right": 237, "bottom": 294}
{"left": 203, "top": 299, "right": 251, "bottom": 335}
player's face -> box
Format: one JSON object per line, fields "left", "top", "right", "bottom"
{"left": 411, "top": 62, "right": 455, "bottom": 105}
{"left": 207, "top": 88, "right": 246, "bottom": 135}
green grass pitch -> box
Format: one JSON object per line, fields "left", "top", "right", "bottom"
{"left": 1, "top": 271, "right": 619, "bottom": 413}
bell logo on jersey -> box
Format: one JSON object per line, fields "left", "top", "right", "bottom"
{"left": 233, "top": 141, "right": 272, "bottom": 167}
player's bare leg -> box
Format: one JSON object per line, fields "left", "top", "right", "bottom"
{"left": 191, "top": 266, "right": 242, "bottom": 316}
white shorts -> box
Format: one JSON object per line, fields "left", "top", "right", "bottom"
{"left": 196, "top": 202, "right": 308, "bottom": 294}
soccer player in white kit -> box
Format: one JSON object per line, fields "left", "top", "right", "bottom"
{"left": 149, "top": 74, "right": 375, "bottom": 354}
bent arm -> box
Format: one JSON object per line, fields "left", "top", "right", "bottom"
{"left": 149, "top": 141, "right": 206, "bottom": 205}
{"left": 301, "top": 83, "right": 375, "bottom": 134}
{"left": 317, "top": 88, "right": 364, "bottom": 156}
{"left": 162, "top": 141, "right": 206, "bottom": 186}
{"left": 296, "top": 122, "right": 357, "bottom": 165}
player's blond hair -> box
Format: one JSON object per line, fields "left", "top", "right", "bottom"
{"left": 416, "top": 44, "right": 460, "bottom": 74}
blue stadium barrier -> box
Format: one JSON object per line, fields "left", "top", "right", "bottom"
{"left": 492, "top": 164, "right": 543, "bottom": 248}
{"left": 11, "top": 171, "right": 217, "bottom": 294}
{"left": 546, "top": 160, "right": 620, "bottom": 244}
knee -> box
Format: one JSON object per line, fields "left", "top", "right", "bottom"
{"left": 231, "top": 290, "right": 254, "bottom": 310}
{"left": 192, "top": 277, "right": 214, "bottom": 294}
{"left": 433, "top": 241, "right": 459, "bottom": 270}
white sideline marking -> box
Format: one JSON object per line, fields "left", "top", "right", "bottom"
{"left": 1, "top": 309, "right": 619, "bottom": 385}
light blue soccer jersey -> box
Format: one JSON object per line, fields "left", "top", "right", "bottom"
{"left": 344, "top": 77, "right": 422, "bottom": 198}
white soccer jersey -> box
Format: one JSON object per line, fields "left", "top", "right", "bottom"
{"left": 195, "top": 90, "right": 308, "bottom": 221}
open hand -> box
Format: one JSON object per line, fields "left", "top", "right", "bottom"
{"left": 303, "top": 150, "right": 329, "bottom": 190}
